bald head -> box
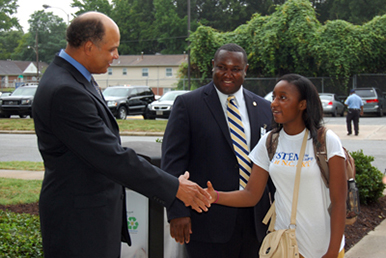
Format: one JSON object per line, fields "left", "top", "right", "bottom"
{"left": 66, "top": 12, "right": 119, "bottom": 48}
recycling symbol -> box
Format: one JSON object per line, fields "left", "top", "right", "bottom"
{"left": 128, "top": 217, "right": 139, "bottom": 230}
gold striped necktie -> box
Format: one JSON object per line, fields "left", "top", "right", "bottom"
{"left": 227, "top": 95, "right": 251, "bottom": 188}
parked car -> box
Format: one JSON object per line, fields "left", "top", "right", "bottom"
{"left": 264, "top": 91, "right": 273, "bottom": 102}
{"left": 0, "top": 85, "right": 38, "bottom": 118}
{"left": 145, "top": 90, "right": 190, "bottom": 119}
{"left": 319, "top": 93, "right": 345, "bottom": 117}
{"left": 102, "top": 85, "right": 155, "bottom": 119}
{"left": 353, "top": 87, "right": 385, "bottom": 117}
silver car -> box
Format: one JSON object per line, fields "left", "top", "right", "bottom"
{"left": 145, "top": 90, "right": 190, "bottom": 119}
{"left": 354, "top": 87, "right": 385, "bottom": 117}
{"left": 319, "top": 93, "right": 345, "bottom": 117}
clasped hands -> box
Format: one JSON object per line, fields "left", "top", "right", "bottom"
{"left": 176, "top": 172, "right": 218, "bottom": 213}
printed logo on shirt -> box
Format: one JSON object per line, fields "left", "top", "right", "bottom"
{"left": 271, "top": 152, "right": 314, "bottom": 167}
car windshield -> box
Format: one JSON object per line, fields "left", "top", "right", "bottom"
{"left": 159, "top": 91, "right": 186, "bottom": 101}
{"left": 103, "top": 88, "right": 130, "bottom": 97}
{"left": 319, "top": 94, "right": 333, "bottom": 100}
{"left": 355, "top": 89, "right": 376, "bottom": 98}
{"left": 11, "top": 87, "right": 37, "bottom": 96}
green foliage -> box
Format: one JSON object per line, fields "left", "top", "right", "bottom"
{"left": 0, "top": 0, "right": 21, "bottom": 31}
{"left": 72, "top": 0, "right": 113, "bottom": 17}
{"left": 0, "top": 30, "right": 23, "bottom": 60}
{"left": 187, "top": 0, "right": 386, "bottom": 89}
{"left": 12, "top": 11, "right": 67, "bottom": 63}
{"left": 350, "top": 150, "right": 385, "bottom": 205}
{"left": 0, "top": 211, "right": 43, "bottom": 257}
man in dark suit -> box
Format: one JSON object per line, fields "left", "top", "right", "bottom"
{"left": 161, "top": 43, "right": 274, "bottom": 257}
{"left": 32, "top": 12, "right": 210, "bottom": 258}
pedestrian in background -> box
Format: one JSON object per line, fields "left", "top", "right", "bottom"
{"left": 344, "top": 89, "right": 364, "bottom": 136}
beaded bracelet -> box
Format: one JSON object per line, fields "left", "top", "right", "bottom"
{"left": 213, "top": 190, "right": 219, "bottom": 204}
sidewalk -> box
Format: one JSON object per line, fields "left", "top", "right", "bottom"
{"left": 0, "top": 169, "right": 385, "bottom": 257}
{"left": 1, "top": 125, "right": 386, "bottom": 257}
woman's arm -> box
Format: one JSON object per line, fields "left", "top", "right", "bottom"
{"left": 322, "top": 155, "right": 347, "bottom": 258}
{"left": 206, "top": 163, "right": 269, "bottom": 207}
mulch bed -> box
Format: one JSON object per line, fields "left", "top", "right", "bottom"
{"left": 1, "top": 196, "right": 386, "bottom": 251}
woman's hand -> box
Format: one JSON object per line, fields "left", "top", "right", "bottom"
{"left": 205, "top": 181, "right": 218, "bottom": 204}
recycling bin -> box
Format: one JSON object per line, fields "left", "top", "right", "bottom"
{"left": 120, "top": 141, "right": 187, "bottom": 258}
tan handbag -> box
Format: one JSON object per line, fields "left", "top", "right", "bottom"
{"left": 259, "top": 130, "right": 308, "bottom": 258}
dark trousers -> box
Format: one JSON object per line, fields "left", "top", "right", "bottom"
{"left": 346, "top": 109, "right": 360, "bottom": 135}
{"left": 185, "top": 208, "right": 260, "bottom": 258}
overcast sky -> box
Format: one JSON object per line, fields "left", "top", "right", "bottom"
{"left": 15, "top": 0, "right": 78, "bottom": 32}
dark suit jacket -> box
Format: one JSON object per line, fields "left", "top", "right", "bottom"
{"left": 161, "top": 82, "right": 275, "bottom": 244}
{"left": 32, "top": 55, "right": 179, "bottom": 258}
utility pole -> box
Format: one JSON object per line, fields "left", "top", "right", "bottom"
{"left": 187, "top": 0, "right": 191, "bottom": 90}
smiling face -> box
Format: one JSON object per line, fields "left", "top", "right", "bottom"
{"left": 212, "top": 50, "right": 248, "bottom": 95}
{"left": 271, "top": 80, "right": 307, "bottom": 134}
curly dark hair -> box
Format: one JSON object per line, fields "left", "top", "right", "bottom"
{"left": 272, "top": 73, "right": 324, "bottom": 142}
{"left": 213, "top": 43, "right": 248, "bottom": 65}
{"left": 66, "top": 14, "right": 105, "bottom": 48}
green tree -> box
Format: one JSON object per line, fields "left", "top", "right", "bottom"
{"left": 326, "top": 0, "right": 386, "bottom": 25}
{"left": 153, "top": 0, "right": 199, "bottom": 54}
{"left": 187, "top": 0, "right": 386, "bottom": 90}
{"left": 0, "top": 30, "right": 23, "bottom": 59}
{"left": 0, "top": 0, "right": 20, "bottom": 31}
{"left": 13, "top": 11, "right": 67, "bottom": 63}
{"left": 112, "top": 0, "right": 158, "bottom": 55}
{"left": 72, "top": 0, "right": 113, "bottom": 16}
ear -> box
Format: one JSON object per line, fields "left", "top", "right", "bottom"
{"left": 299, "top": 99, "right": 307, "bottom": 111}
{"left": 83, "top": 41, "right": 94, "bottom": 56}
{"left": 244, "top": 63, "right": 249, "bottom": 75}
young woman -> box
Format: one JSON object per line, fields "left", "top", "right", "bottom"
{"left": 207, "top": 74, "right": 346, "bottom": 258}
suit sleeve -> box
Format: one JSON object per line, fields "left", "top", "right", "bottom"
{"left": 161, "top": 96, "right": 192, "bottom": 221}
{"left": 49, "top": 84, "right": 179, "bottom": 208}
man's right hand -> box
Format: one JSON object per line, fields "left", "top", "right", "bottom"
{"left": 176, "top": 171, "right": 211, "bottom": 213}
{"left": 170, "top": 217, "right": 192, "bottom": 244}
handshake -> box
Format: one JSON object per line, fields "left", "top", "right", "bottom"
{"left": 176, "top": 172, "right": 217, "bottom": 213}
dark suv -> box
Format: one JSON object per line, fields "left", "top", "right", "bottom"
{"left": 102, "top": 85, "right": 155, "bottom": 119}
{"left": 354, "top": 87, "right": 385, "bottom": 117}
{"left": 0, "top": 84, "right": 38, "bottom": 118}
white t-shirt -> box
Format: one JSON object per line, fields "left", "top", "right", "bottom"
{"left": 249, "top": 128, "right": 345, "bottom": 258}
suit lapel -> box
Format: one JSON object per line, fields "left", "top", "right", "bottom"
{"left": 244, "top": 89, "right": 263, "bottom": 147}
{"left": 54, "top": 56, "right": 119, "bottom": 136}
{"left": 203, "top": 83, "right": 233, "bottom": 149}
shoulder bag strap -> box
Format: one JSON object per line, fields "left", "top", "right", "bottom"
{"left": 290, "top": 129, "right": 308, "bottom": 227}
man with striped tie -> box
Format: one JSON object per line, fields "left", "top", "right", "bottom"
{"left": 162, "top": 43, "right": 275, "bottom": 257}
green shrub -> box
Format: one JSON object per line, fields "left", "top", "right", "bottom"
{"left": 350, "top": 150, "right": 385, "bottom": 205}
{"left": 0, "top": 210, "right": 43, "bottom": 257}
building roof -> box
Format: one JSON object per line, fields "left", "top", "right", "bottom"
{"left": 0, "top": 60, "right": 22, "bottom": 75}
{"left": 112, "top": 54, "right": 188, "bottom": 67}
{"left": 0, "top": 60, "right": 48, "bottom": 76}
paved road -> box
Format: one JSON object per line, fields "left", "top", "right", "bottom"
{"left": 0, "top": 116, "right": 385, "bottom": 173}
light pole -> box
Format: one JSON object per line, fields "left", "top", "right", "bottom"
{"left": 27, "top": 31, "right": 39, "bottom": 80}
{"left": 42, "top": 4, "right": 69, "bottom": 25}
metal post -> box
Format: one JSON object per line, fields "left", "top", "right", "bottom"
{"left": 187, "top": 0, "right": 191, "bottom": 90}
{"left": 35, "top": 31, "right": 39, "bottom": 80}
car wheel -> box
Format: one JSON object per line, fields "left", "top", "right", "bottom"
{"left": 332, "top": 108, "right": 337, "bottom": 117}
{"left": 340, "top": 109, "right": 345, "bottom": 117}
{"left": 117, "top": 106, "right": 127, "bottom": 120}
{"left": 378, "top": 107, "right": 383, "bottom": 117}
